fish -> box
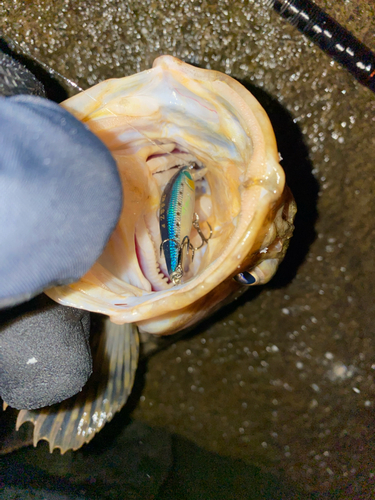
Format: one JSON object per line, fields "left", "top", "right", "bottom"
{"left": 45, "top": 55, "right": 296, "bottom": 335}
{"left": 11, "top": 56, "right": 296, "bottom": 453}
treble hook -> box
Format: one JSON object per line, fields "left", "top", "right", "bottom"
{"left": 160, "top": 236, "right": 195, "bottom": 285}
{"left": 179, "top": 235, "right": 195, "bottom": 264}
{"left": 160, "top": 238, "right": 179, "bottom": 257}
{"left": 192, "top": 213, "right": 213, "bottom": 250}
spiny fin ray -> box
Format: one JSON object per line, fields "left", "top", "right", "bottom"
{"left": 16, "top": 319, "right": 139, "bottom": 454}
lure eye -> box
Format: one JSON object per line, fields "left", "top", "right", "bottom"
{"left": 233, "top": 271, "right": 257, "bottom": 286}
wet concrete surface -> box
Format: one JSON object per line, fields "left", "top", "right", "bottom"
{"left": 2, "top": 418, "right": 306, "bottom": 499}
{"left": 1, "top": 0, "right": 375, "bottom": 497}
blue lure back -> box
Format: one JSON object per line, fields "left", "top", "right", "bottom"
{"left": 160, "top": 167, "right": 196, "bottom": 284}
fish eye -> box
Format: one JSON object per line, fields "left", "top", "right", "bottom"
{"left": 234, "top": 259, "right": 280, "bottom": 287}
{"left": 233, "top": 271, "right": 257, "bottom": 286}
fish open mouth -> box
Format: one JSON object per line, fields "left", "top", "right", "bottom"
{"left": 46, "top": 56, "right": 295, "bottom": 334}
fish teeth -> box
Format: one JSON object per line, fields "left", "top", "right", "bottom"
{"left": 134, "top": 217, "right": 172, "bottom": 291}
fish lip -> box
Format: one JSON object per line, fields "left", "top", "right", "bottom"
{"left": 46, "top": 56, "right": 291, "bottom": 334}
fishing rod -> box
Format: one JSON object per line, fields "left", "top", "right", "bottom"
{"left": 266, "top": 0, "right": 375, "bottom": 93}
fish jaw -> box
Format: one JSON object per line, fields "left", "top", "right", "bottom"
{"left": 45, "top": 56, "right": 296, "bottom": 335}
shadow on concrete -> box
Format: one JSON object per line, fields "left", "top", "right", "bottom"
{"left": 1, "top": 419, "right": 317, "bottom": 500}
{"left": 240, "top": 81, "right": 319, "bottom": 289}
{"left": 0, "top": 35, "right": 69, "bottom": 102}
{"left": 156, "top": 432, "right": 317, "bottom": 500}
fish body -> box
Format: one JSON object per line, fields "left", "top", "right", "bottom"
{"left": 159, "top": 166, "right": 195, "bottom": 284}
{"left": 12, "top": 56, "right": 297, "bottom": 453}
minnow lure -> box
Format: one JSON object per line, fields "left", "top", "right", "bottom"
{"left": 159, "top": 166, "right": 212, "bottom": 285}
{"left": 159, "top": 167, "right": 196, "bottom": 285}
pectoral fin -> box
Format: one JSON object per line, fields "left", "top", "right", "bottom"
{"left": 16, "top": 319, "right": 139, "bottom": 454}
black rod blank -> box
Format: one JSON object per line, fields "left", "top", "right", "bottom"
{"left": 268, "top": 0, "right": 375, "bottom": 93}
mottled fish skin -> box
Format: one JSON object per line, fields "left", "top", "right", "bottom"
{"left": 160, "top": 166, "right": 195, "bottom": 283}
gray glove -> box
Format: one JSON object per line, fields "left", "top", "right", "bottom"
{"left": 0, "top": 52, "right": 122, "bottom": 409}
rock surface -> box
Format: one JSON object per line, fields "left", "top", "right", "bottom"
{"left": 1, "top": 0, "right": 375, "bottom": 497}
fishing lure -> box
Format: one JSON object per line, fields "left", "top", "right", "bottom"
{"left": 160, "top": 166, "right": 212, "bottom": 285}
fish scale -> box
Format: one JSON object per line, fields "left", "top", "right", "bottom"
{"left": 160, "top": 167, "right": 195, "bottom": 282}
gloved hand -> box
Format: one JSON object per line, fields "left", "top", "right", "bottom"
{"left": 0, "top": 52, "right": 122, "bottom": 410}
